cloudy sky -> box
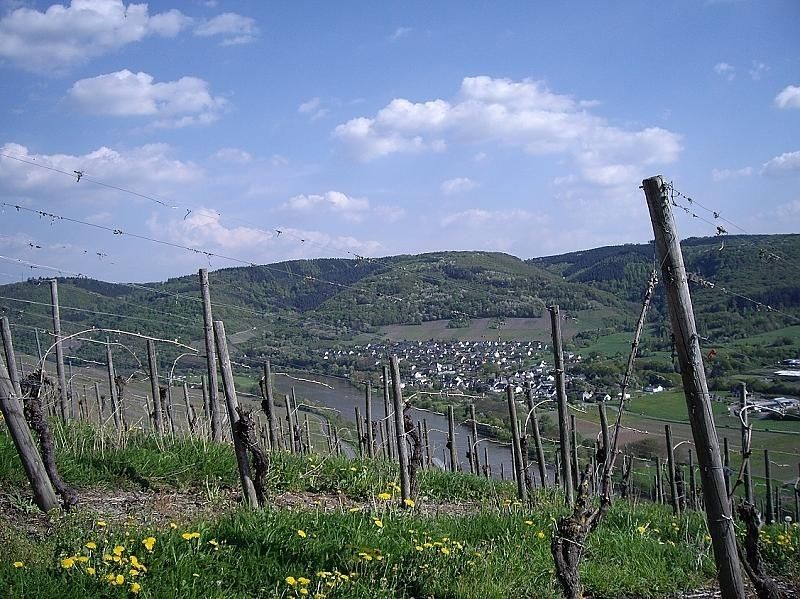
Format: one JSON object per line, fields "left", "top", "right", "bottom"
{"left": 0, "top": 0, "right": 798, "bottom": 283}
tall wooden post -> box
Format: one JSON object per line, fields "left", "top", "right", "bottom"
{"left": 423, "top": 419, "right": 432, "bottom": 467}
{"left": 469, "top": 404, "right": 480, "bottom": 475}
{"left": 213, "top": 320, "right": 258, "bottom": 507}
{"left": 688, "top": 449, "right": 697, "bottom": 510}
{"left": 94, "top": 382, "right": 103, "bottom": 423}
{"left": 764, "top": 450, "right": 774, "bottom": 524}
{"left": 598, "top": 401, "right": 610, "bottom": 481}
{"left": 183, "top": 383, "right": 197, "bottom": 434}
{"left": 354, "top": 406, "right": 364, "bottom": 457}
{"left": 382, "top": 366, "right": 394, "bottom": 460}
{"left": 304, "top": 414, "right": 312, "bottom": 453}
{"left": 739, "top": 383, "right": 753, "bottom": 503}
{"left": 261, "top": 362, "right": 279, "bottom": 450}
{"left": 49, "top": 280, "right": 70, "bottom": 421}
{"left": 666, "top": 424, "right": 681, "bottom": 516}
{"left": 34, "top": 327, "right": 43, "bottom": 362}
{"left": 447, "top": 405, "right": 458, "bottom": 472}
{"left": 723, "top": 437, "right": 731, "bottom": 497}
{"left": 365, "top": 384, "right": 375, "bottom": 458}
{"left": 527, "top": 386, "right": 548, "bottom": 487}
{"left": 201, "top": 376, "right": 210, "bottom": 434}
{"left": 389, "top": 356, "right": 410, "bottom": 503}
{"left": 507, "top": 385, "right": 527, "bottom": 501}
{"left": 549, "top": 305, "right": 573, "bottom": 505}
{"left": 643, "top": 175, "right": 744, "bottom": 598}
{"left": 0, "top": 358, "right": 59, "bottom": 512}
{"left": 199, "top": 269, "right": 222, "bottom": 442}
{"left": 288, "top": 390, "right": 298, "bottom": 454}
{"left": 1, "top": 317, "right": 22, "bottom": 396}
{"left": 570, "top": 414, "right": 579, "bottom": 490}
{"left": 105, "top": 342, "right": 121, "bottom": 431}
{"left": 483, "top": 446, "right": 490, "bottom": 478}
{"left": 655, "top": 457, "right": 663, "bottom": 504}
{"left": 146, "top": 340, "right": 163, "bottom": 433}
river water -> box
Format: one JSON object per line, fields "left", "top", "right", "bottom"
{"left": 270, "top": 372, "right": 522, "bottom": 479}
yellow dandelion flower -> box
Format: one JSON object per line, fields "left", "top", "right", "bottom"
{"left": 76, "top": 556, "right": 89, "bottom": 563}
{"left": 348, "top": 507, "right": 361, "bottom": 513}
{"left": 115, "top": 574, "right": 125, "bottom": 585}
{"left": 130, "top": 569, "right": 140, "bottom": 577}
{"left": 524, "top": 520, "right": 534, "bottom": 526}
{"left": 208, "top": 539, "right": 219, "bottom": 547}
{"left": 85, "top": 542, "right": 97, "bottom": 550}
{"left": 142, "top": 537, "right": 156, "bottom": 552}
{"left": 403, "top": 498, "right": 415, "bottom": 508}
{"left": 130, "top": 582, "right": 141, "bottom": 594}
{"left": 298, "top": 577, "right": 311, "bottom": 585}
{"left": 13, "top": 561, "right": 24, "bottom": 568}
{"left": 377, "top": 492, "right": 391, "bottom": 501}
{"left": 537, "top": 531, "right": 545, "bottom": 540}
{"left": 169, "top": 522, "right": 178, "bottom": 530}
{"left": 113, "top": 545, "right": 125, "bottom": 557}
{"left": 96, "top": 520, "right": 107, "bottom": 527}
{"left": 130, "top": 555, "right": 146, "bottom": 571}
{"left": 86, "top": 567, "right": 96, "bottom": 576}
{"left": 286, "top": 576, "right": 298, "bottom": 585}
{"left": 440, "top": 547, "right": 451, "bottom": 555}
{"left": 61, "top": 556, "right": 76, "bottom": 569}
{"left": 373, "top": 519, "right": 383, "bottom": 528}
{"left": 181, "top": 532, "right": 200, "bottom": 540}
{"left": 415, "top": 545, "right": 423, "bottom": 551}
{"left": 297, "top": 530, "right": 307, "bottom": 538}
{"left": 637, "top": 526, "right": 647, "bottom": 535}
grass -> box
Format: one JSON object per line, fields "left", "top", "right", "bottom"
{"left": 1, "top": 423, "right": 799, "bottom": 598}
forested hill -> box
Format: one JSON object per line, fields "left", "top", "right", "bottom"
{"left": 532, "top": 234, "right": 800, "bottom": 339}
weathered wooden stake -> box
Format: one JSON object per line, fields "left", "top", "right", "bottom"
{"left": 304, "top": 414, "right": 312, "bottom": 453}
{"left": 184, "top": 383, "right": 197, "bottom": 434}
{"left": 655, "top": 457, "right": 663, "bottom": 504}
{"left": 213, "top": 320, "right": 259, "bottom": 507}
{"left": 146, "top": 340, "right": 163, "bottom": 433}
{"left": 287, "top": 390, "right": 298, "bottom": 454}
{"left": 527, "top": 386, "right": 548, "bottom": 487}
{"left": 644, "top": 174, "right": 744, "bottom": 599}
{"left": 49, "top": 280, "right": 70, "bottom": 421}
{"left": 355, "top": 406, "right": 364, "bottom": 457}
{"left": 1, "top": 317, "right": 22, "bottom": 397}
{"left": 764, "top": 449, "right": 774, "bottom": 524}
{"left": 469, "top": 404, "right": 480, "bottom": 475}
{"left": 688, "top": 449, "right": 697, "bottom": 510}
{"left": 261, "top": 362, "right": 279, "bottom": 450}
{"left": 199, "top": 269, "right": 222, "bottom": 442}
{"left": 549, "top": 305, "right": 573, "bottom": 506}
{"left": 447, "top": 405, "right": 458, "bottom": 472}
{"left": 389, "top": 356, "right": 411, "bottom": 503}
{"left": 365, "top": 384, "right": 375, "bottom": 458}
{"left": 423, "top": 419, "right": 432, "bottom": 467}
{"left": 665, "top": 424, "right": 680, "bottom": 516}
{"left": 382, "top": 365, "right": 394, "bottom": 460}
{"left": 723, "top": 437, "right": 731, "bottom": 497}
{"left": 105, "top": 342, "right": 121, "bottom": 431}
{"left": 507, "top": 385, "right": 527, "bottom": 502}
{"left": 598, "top": 401, "right": 610, "bottom": 494}
{"left": 570, "top": 414, "right": 579, "bottom": 491}
{"left": 0, "top": 356, "right": 59, "bottom": 512}
{"left": 483, "top": 446, "right": 490, "bottom": 478}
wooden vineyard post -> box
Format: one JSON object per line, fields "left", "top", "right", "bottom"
{"left": 549, "top": 305, "right": 574, "bottom": 506}
{"left": 643, "top": 175, "right": 744, "bottom": 598}
{"left": 0, "top": 356, "right": 59, "bottom": 512}
{"left": 304, "top": 414, "right": 312, "bottom": 453}
{"left": 94, "top": 382, "right": 104, "bottom": 423}
{"left": 507, "top": 385, "right": 528, "bottom": 502}
{"left": 146, "top": 340, "right": 164, "bottom": 433}
{"left": 469, "top": 404, "right": 480, "bottom": 475}
{"left": 739, "top": 383, "right": 753, "bottom": 503}
{"left": 688, "top": 449, "right": 697, "bottom": 510}
{"left": 527, "top": 386, "right": 548, "bottom": 487}
{"left": 665, "top": 424, "right": 681, "bottom": 516}
{"left": 184, "top": 383, "right": 197, "bottom": 434}
{"left": 105, "top": 342, "right": 121, "bottom": 432}
{"left": 655, "top": 457, "right": 663, "bottom": 504}
{"left": 764, "top": 450, "right": 774, "bottom": 524}
{"left": 355, "top": 406, "right": 364, "bottom": 457}
{"left": 483, "top": 446, "right": 490, "bottom": 478}
{"left": 1, "top": 317, "right": 22, "bottom": 396}
{"left": 365, "top": 384, "right": 375, "bottom": 458}
{"left": 49, "top": 280, "right": 70, "bottom": 421}
{"left": 382, "top": 366, "right": 395, "bottom": 460}
{"left": 598, "top": 401, "right": 610, "bottom": 494}
{"left": 213, "top": 320, "right": 259, "bottom": 507}
{"left": 389, "top": 356, "right": 411, "bottom": 503}
{"left": 261, "top": 362, "right": 280, "bottom": 450}
{"left": 723, "top": 437, "right": 731, "bottom": 497}
{"left": 447, "top": 405, "right": 458, "bottom": 472}
{"left": 199, "top": 269, "right": 222, "bottom": 442}
{"left": 570, "top": 414, "right": 579, "bottom": 491}
{"left": 287, "top": 391, "right": 298, "bottom": 454}
{"left": 423, "top": 419, "right": 432, "bottom": 467}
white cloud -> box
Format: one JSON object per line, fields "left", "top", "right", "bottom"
{"left": 298, "top": 97, "right": 329, "bottom": 120}
{"left": 473, "top": 152, "right": 487, "bottom": 162}
{"left": 440, "top": 177, "right": 476, "bottom": 194}
{"left": 194, "top": 12, "right": 258, "bottom": 45}
{"left": 335, "top": 75, "right": 682, "bottom": 187}
{"left": 749, "top": 60, "right": 768, "bottom": 80}
{"left": 713, "top": 62, "right": 736, "bottom": 81}
{"left": 68, "top": 70, "right": 226, "bottom": 127}
{"left": 0, "top": 142, "right": 202, "bottom": 200}
{"left": 212, "top": 148, "right": 252, "bottom": 163}
{"left": 775, "top": 85, "right": 800, "bottom": 109}
{"left": 388, "top": 26, "right": 412, "bottom": 41}
{"left": 283, "top": 191, "right": 370, "bottom": 222}
{"left": 711, "top": 166, "right": 753, "bottom": 181}
{"left": 762, "top": 151, "right": 800, "bottom": 177}
{"left": 441, "top": 208, "right": 539, "bottom": 228}
{"left": 0, "top": 0, "right": 192, "bottom": 74}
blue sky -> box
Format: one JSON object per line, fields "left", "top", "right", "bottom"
{"left": 0, "top": 0, "right": 798, "bottom": 283}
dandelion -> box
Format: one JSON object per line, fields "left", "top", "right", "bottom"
{"left": 377, "top": 492, "right": 391, "bottom": 501}
{"left": 537, "top": 531, "right": 546, "bottom": 540}
{"left": 524, "top": 520, "right": 533, "bottom": 526}
{"left": 130, "top": 555, "right": 146, "bottom": 572}
{"left": 297, "top": 530, "right": 307, "bottom": 538}
{"left": 300, "top": 589, "right": 309, "bottom": 596}
{"left": 142, "top": 537, "right": 156, "bottom": 552}
{"left": 86, "top": 567, "right": 96, "bottom": 576}
{"left": 130, "top": 582, "right": 141, "bottom": 594}
{"left": 286, "top": 576, "right": 298, "bottom": 586}
{"left": 76, "top": 556, "right": 89, "bottom": 563}
{"left": 403, "top": 498, "right": 415, "bottom": 508}
{"left": 348, "top": 507, "right": 361, "bottom": 513}
{"left": 298, "top": 577, "right": 311, "bottom": 585}
{"left": 415, "top": 545, "right": 423, "bottom": 551}
{"left": 96, "top": 520, "right": 107, "bottom": 527}
{"left": 85, "top": 541, "right": 97, "bottom": 550}
{"left": 13, "top": 561, "right": 24, "bottom": 568}
{"left": 169, "top": 522, "right": 178, "bottom": 530}
{"left": 637, "top": 525, "right": 648, "bottom": 535}
{"left": 373, "top": 518, "right": 383, "bottom": 528}
{"left": 181, "top": 532, "right": 201, "bottom": 540}
{"left": 440, "top": 547, "right": 451, "bottom": 555}
{"left": 113, "top": 545, "right": 125, "bottom": 557}
{"left": 61, "top": 556, "right": 76, "bottom": 569}
{"left": 115, "top": 574, "right": 125, "bottom": 585}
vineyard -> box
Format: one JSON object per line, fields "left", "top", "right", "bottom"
{"left": 1, "top": 177, "right": 799, "bottom": 598}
